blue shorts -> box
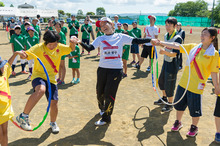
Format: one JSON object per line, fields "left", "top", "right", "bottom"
{"left": 131, "top": 44, "right": 139, "bottom": 54}
{"left": 32, "top": 77, "right": 58, "bottom": 101}
{"left": 174, "top": 85, "right": 202, "bottom": 117}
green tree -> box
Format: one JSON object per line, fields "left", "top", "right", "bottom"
{"left": 168, "top": 0, "right": 210, "bottom": 17}
{"left": 212, "top": 0, "right": 220, "bottom": 24}
{"left": 86, "top": 12, "right": 95, "bottom": 16}
{"left": 77, "top": 9, "right": 83, "bottom": 16}
{"left": 58, "top": 10, "right": 65, "bottom": 15}
{"left": 96, "top": 7, "right": 106, "bottom": 16}
{"left": 10, "top": 4, "right": 14, "bottom": 7}
{"left": 0, "top": 2, "right": 5, "bottom": 7}
{"left": 66, "top": 13, "right": 71, "bottom": 18}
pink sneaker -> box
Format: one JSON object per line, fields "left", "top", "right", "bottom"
{"left": 186, "top": 125, "right": 198, "bottom": 137}
{"left": 171, "top": 120, "right": 183, "bottom": 131}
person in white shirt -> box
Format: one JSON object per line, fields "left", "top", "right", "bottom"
{"left": 114, "top": 15, "right": 120, "bottom": 29}
{"left": 136, "top": 15, "right": 158, "bottom": 71}
{"left": 71, "top": 17, "right": 158, "bottom": 126}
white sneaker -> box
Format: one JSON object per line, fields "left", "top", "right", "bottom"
{"left": 94, "top": 120, "right": 107, "bottom": 126}
{"left": 146, "top": 66, "right": 151, "bottom": 72}
{"left": 50, "top": 122, "right": 60, "bottom": 134}
{"left": 100, "top": 110, "right": 104, "bottom": 116}
{"left": 16, "top": 114, "right": 32, "bottom": 131}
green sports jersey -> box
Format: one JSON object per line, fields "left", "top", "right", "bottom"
{"left": 21, "top": 24, "right": 29, "bottom": 39}
{"left": 69, "top": 45, "right": 80, "bottom": 68}
{"left": 25, "top": 35, "right": 39, "bottom": 50}
{"left": 130, "top": 28, "right": 141, "bottom": 38}
{"left": 95, "top": 27, "right": 104, "bottom": 37}
{"left": 10, "top": 34, "right": 25, "bottom": 51}
{"left": 81, "top": 24, "right": 92, "bottom": 39}
{"left": 59, "top": 31, "right": 66, "bottom": 45}
{"left": 68, "top": 20, "right": 80, "bottom": 35}
{"left": 32, "top": 24, "right": 40, "bottom": 38}
{"left": 46, "top": 26, "right": 54, "bottom": 31}
{"left": 61, "top": 26, "right": 68, "bottom": 35}
{"left": 115, "top": 29, "right": 125, "bottom": 33}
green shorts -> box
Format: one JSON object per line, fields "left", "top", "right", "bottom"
{"left": 122, "top": 45, "right": 130, "bottom": 60}
{"left": 61, "top": 55, "right": 66, "bottom": 60}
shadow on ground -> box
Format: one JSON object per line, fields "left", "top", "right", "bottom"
{"left": 133, "top": 106, "right": 170, "bottom": 146}
{"left": 48, "top": 114, "right": 113, "bottom": 145}
{"left": 8, "top": 128, "right": 52, "bottom": 146}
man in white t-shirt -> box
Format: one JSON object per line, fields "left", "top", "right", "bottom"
{"left": 114, "top": 15, "right": 120, "bottom": 29}
{"left": 136, "top": 15, "right": 158, "bottom": 71}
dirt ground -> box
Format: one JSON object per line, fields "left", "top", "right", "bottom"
{"left": 0, "top": 24, "right": 219, "bottom": 146}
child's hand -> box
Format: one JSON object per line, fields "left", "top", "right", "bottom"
{"left": 16, "top": 51, "right": 27, "bottom": 59}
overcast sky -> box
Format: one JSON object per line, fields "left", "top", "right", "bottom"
{"left": 1, "top": 0, "right": 214, "bottom": 15}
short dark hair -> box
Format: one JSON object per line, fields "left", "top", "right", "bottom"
{"left": 123, "top": 23, "right": 128, "bottom": 27}
{"left": 37, "top": 14, "right": 40, "bottom": 18}
{"left": 0, "top": 70, "right": 2, "bottom": 76}
{"left": 43, "top": 30, "right": 60, "bottom": 45}
{"left": 54, "top": 21, "right": 61, "bottom": 28}
{"left": 165, "top": 17, "right": 177, "bottom": 26}
{"left": 15, "top": 27, "right": 21, "bottom": 30}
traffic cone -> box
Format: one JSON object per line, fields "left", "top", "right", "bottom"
{"left": 218, "top": 29, "right": 219, "bottom": 34}
{"left": 190, "top": 28, "right": 192, "bottom": 34}
{"left": 158, "top": 28, "right": 160, "bottom": 33}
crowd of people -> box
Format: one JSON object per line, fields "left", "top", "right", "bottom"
{"left": 0, "top": 13, "right": 220, "bottom": 146}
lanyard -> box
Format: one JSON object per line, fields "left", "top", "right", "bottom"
{"left": 167, "top": 29, "right": 176, "bottom": 40}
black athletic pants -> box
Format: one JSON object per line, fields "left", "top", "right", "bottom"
{"left": 96, "top": 67, "right": 123, "bottom": 122}
{"left": 179, "top": 53, "right": 183, "bottom": 67}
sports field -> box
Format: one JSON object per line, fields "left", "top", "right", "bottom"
{"left": 1, "top": 24, "right": 219, "bottom": 146}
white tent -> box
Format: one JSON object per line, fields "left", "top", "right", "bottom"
{"left": 0, "top": 7, "right": 58, "bottom": 18}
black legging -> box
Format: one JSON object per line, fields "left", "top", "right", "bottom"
{"left": 96, "top": 67, "right": 122, "bottom": 122}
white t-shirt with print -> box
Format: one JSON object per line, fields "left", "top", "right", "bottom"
{"left": 92, "top": 33, "right": 134, "bottom": 69}
{"left": 144, "top": 25, "right": 158, "bottom": 46}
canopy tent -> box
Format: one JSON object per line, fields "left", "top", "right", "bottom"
{"left": 0, "top": 7, "right": 58, "bottom": 18}
{"left": 18, "top": 3, "right": 34, "bottom": 9}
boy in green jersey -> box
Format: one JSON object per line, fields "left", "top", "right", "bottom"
{"left": 68, "top": 15, "right": 80, "bottom": 38}
{"left": 115, "top": 23, "right": 124, "bottom": 33}
{"left": 55, "top": 22, "right": 67, "bottom": 85}
{"left": 130, "top": 21, "right": 141, "bottom": 65}
{"left": 81, "top": 18, "right": 92, "bottom": 55}
{"left": 10, "top": 25, "right": 27, "bottom": 76}
{"left": 60, "top": 20, "right": 67, "bottom": 36}
{"left": 122, "top": 23, "right": 130, "bottom": 78}
{"left": 32, "top": 18, "right": 41, "bottom": 41}
{"left": 25, "top": 26, "right": 39, "bottom": 79}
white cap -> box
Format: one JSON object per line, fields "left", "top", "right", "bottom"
{"left": 148, "top": 15, "right": 156, "bottom": 20}
{"left": 177, "top": 22, "right": 182, "bottom": 26}
{"left": 32, "top": 18, "right": 38, "bottom": 21}
{"left": 100, "top": 17, "right": 112, "bottom": 23}
{"left": 14, "top": 25, "right": 21, "bottom": 29}
{"left": 114, "top": 15, "right": 118, "bottom": 18}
